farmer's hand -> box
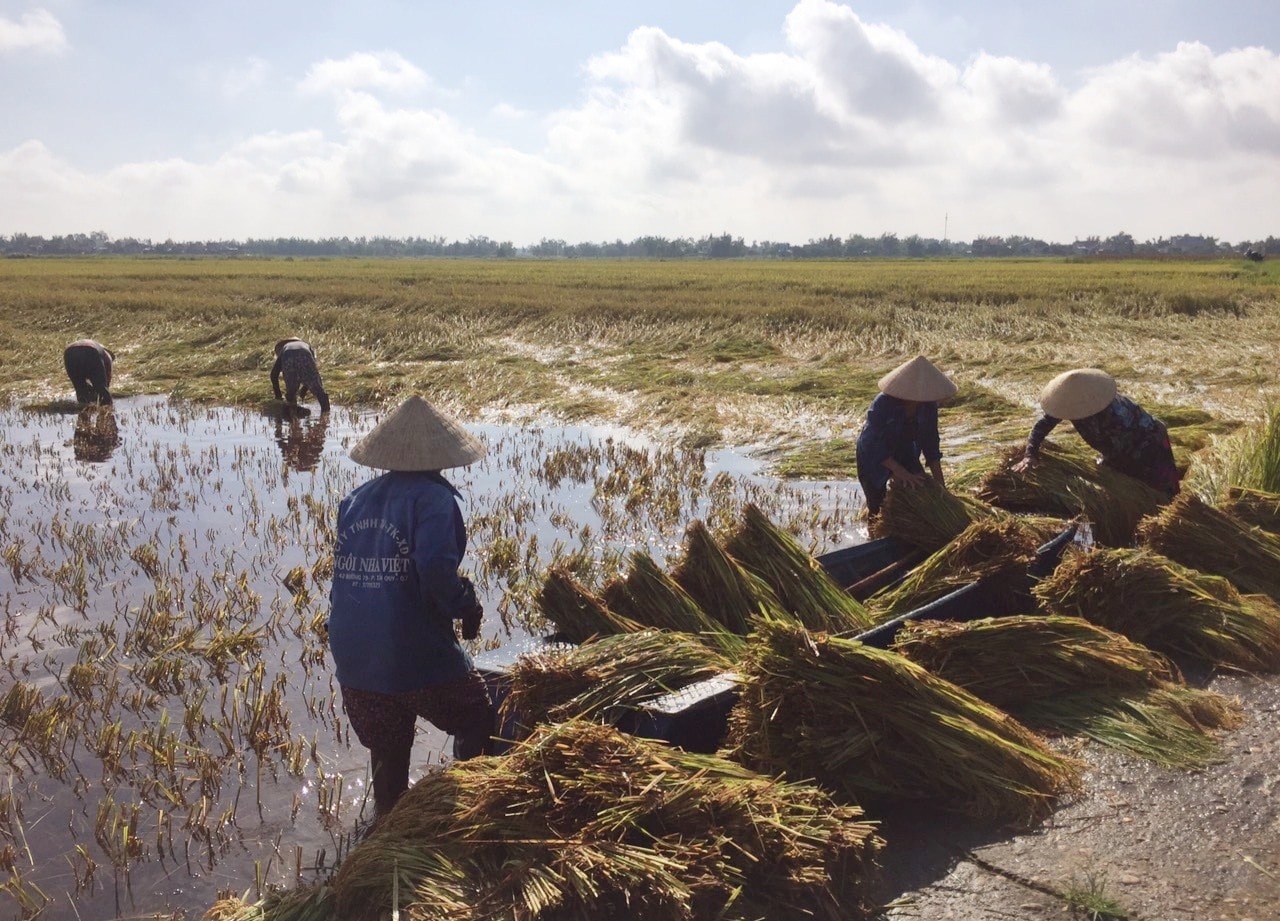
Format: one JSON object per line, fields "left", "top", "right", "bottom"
{"left": 1012, "top": 454, "right": 1036, "bottom": 474}
{"left": 460, "top": 602, "right": 483, "bottom": 641}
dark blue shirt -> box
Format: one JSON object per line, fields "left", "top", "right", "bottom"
{"left": 855, "top": 394, "right": 942, "bottom": 494}
{"left": 1027, "top": 395, "right": 1180, "bottom": 494}
{"left": 327, "top": 471, "right": 477, "bottom": 693}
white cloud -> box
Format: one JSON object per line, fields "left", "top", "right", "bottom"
{"left": 1070, "top": 41, "right": 1280, "bottom": 158}
{"left": 1, "top": 3, "right": 1278, "bottom": 243}
{"left": 298, "top": 51, "right": 430, "bottom": 97}
{"left": 0, "top": 8, "right": 67, "bottom": 53}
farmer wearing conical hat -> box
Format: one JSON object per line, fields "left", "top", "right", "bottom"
{"left": 855, "top": 356, "right": 958, "bottom": 517}
{"left": 1013, "top": 368, "right": 1181, "bottom": 498}
{"left": 327, "top": 395, "right": 494, "bottom": 821}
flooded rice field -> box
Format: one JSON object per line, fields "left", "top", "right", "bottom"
{"left": 0, "top": 396, "right": 865, "bottom": 920}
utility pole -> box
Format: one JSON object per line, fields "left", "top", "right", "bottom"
{"left": 943, "top": 212, "right": 949, "bottom": 243}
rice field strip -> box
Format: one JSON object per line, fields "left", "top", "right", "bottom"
{"left": 0, "top": 396, "right": 865, "bottom": 919}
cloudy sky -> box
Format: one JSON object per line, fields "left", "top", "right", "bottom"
{"left": 3, "top": 0, "right": 1278, "bottom": 245}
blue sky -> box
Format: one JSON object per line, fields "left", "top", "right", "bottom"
{"left": 3, "top": 1, "right": 1278, "bottom": 244}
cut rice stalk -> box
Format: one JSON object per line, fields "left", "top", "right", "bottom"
{"left": 498, "top": 630, "right": 733, "bottom": 743}
{"left": 866, "top": 518, "right": 1043, "bottom": 621}
{"left": 891, "top": 614, "right": 1242, "bottom": 768}
{"left": 1033, "top": 545, "right": 1280, "bottom": 672}
{"left": 601, "top": 551, "right": 745, "bottom": 655}
{"left": 672, "top": 519, "right": 786, "bottom": 634}
{"left": 536, "top": 566, "right": 644, "bottom": 645}
{"left": 1138, "top": 493, "right": 1280, "bottom": 605}
{"left": 723, "top": 504, "right": 873, "bottom": 634}
{"left": 872, "top": 479, "right": 998, "bottom": 552}
{"left": 724, "top": 617, "right": 1083, "bottom": 828}
{"left": 977, "top": 440, "right": 1165, "bottom": 547}
{"left": 1219, "top": 485, "right": 1280, "bottom": 536}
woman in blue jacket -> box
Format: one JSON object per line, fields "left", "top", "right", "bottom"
{"left": 856, "top": 356, "right": 958, "bottom": 517}
{"left": 328, "top": 395, "right": 492, "bottom": 821}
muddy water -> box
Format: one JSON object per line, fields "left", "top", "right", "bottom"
{"left": 0, "top": 396, "right": 864, "bottom": 920}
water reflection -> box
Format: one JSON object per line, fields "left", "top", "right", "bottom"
{"left": 71, "top": 405, "right": 120, "bottom": 462}
{"left": 274, "top": 412, "right": 329, "bottom": 472}
{"left": 0, "top": 395, "right": 866, "bottom": 921}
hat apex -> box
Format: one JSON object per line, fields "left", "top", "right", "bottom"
{"left": 349, "top": 395, "right": 486, "bottom": 470}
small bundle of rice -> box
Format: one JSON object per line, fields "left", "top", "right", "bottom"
{"left": 724, "top": 504, "right": 874, "bottom": 634}
{"left": 977, "top": 441, "right": 1166, "bottom": 546}
{"left": 1033, "top": 545, "right": 1280, "bottom": 672}
{"left": 602, "top": 551, "right": 743, "bottom": 655}
{"left": 321, "top": 721, "right": 884, "bottom": 921}
{"left": 1219, "top": 485, "right": 1280, "bottom": 536}
{"left": 498, "top": 630, "right": 733, "bottom": 743}
{"left": 866, "top": 518, "right": 1043, "bottom": 621}
{"left": 536, "top": 566, "right": 644, "bottom": 644}
{"left": 1138, "top": 493, "right": 1280, "bottom": 604}
{"left": 892, "top": 615, "right": 1242, "bottom": 768}
{"left": 672, "top": 519, "right": 785, "bottom": 635}
{"left": 871, "top": 479, "right": 998, "bottom": 552}
{"left": 723, "top": 617, "right": 1083, "bottom": 827}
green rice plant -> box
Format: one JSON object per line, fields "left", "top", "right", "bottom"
{"left": 1034, "top": 545, "right": 1280, "bottom": 671}
{"left": 1137, "top": 493, "right": 1280, "bottom": 604}
{"left": 893, "top": 615, "right": 1241, "bottom": 768}
{"left": 977, "top": 441, "right": 1165, "bottom": 547}
{"left": 723, "top": 504, "right": 874, "bottom": 633}
{"left": 866, "top": 518, "right": 1043, "bottom": 621}
{"left": 1187, "top": 402, "right": 1280, "bottom": 500}
{"left": 723, "top": 617, "right": 1083, "bottom": 827}
{"left": 498, "top": 631, "right": 733, "bottom": 743}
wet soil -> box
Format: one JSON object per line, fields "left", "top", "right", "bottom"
{"left": 874, "top": 673, "right": 1280, "bottom": 921}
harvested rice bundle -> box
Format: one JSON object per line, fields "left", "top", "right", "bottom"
{"left": 724, "top": 504, "right": 874, "bottom": 633}
{"left": 602, "top": 551, "right": 744, "bottom": 654}
{"left": 1026, "top": 686, "right": 1242, "bottom": 768}
{"left": 672, "top": 519, "right": 786, "bottom": 634}
{"left": 892, "top": 615, "right": 1175, "bottom": 700}
{"left": 872, "top": 478, "right": 1000, "bottom": 552}
{"left": 724, "top": 618, "right": 1082, "bottom": 827}
{"left": 891, "top": 615, "right": 1241, "bottom": 768}
{"left": 1033, "top": 545, "right": 1280, "bottom": 672}
{"left": 1138, "top": 492, "right": 1280, "bottom": 604}
{"left": 498, "top": 630, "right": 733, "bottom": 742}
{"left": 866, "top": 518, "right": 1043, "bottom": 621}
{"left": 1220, "top": 486, "right": 1280, "bottom": 536}
{"left": 977, "top": 441, "right": 1165, "bottom": 546}
{"left": 536, "top": 566, "right": 643, "bottom": 644}
{"left": 326, "top": 721, "right": 884, "bottom": 921}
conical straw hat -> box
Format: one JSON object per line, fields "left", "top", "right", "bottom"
{"left": 349, "top": 395, "right": 487, "bottom": 470}
{"left": 1039, "top": 368, "right": 1117, "bottom": 420}
{"left": 877, "top": 356, "right": 958, "bottom": 402}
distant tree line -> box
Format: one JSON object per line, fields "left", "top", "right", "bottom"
{"left": 1, "top": 230, "right": 1274, "bottom": 260}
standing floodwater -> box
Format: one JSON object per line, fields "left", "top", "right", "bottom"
{"left": 0, "top": 396, "right": 863, "bottom": 920}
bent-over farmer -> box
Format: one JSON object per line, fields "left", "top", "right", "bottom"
{"left": 270, "top": 338, "right": 330, "bottom": 413}
{"left": 855, "top": 355, "right": 958, "bottom": 517}
{"left": 1013, "top": 368, "right": 1181, "bottom": 499}
{"left": 64, "top": 339, "right": 114, "bottom": 406}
